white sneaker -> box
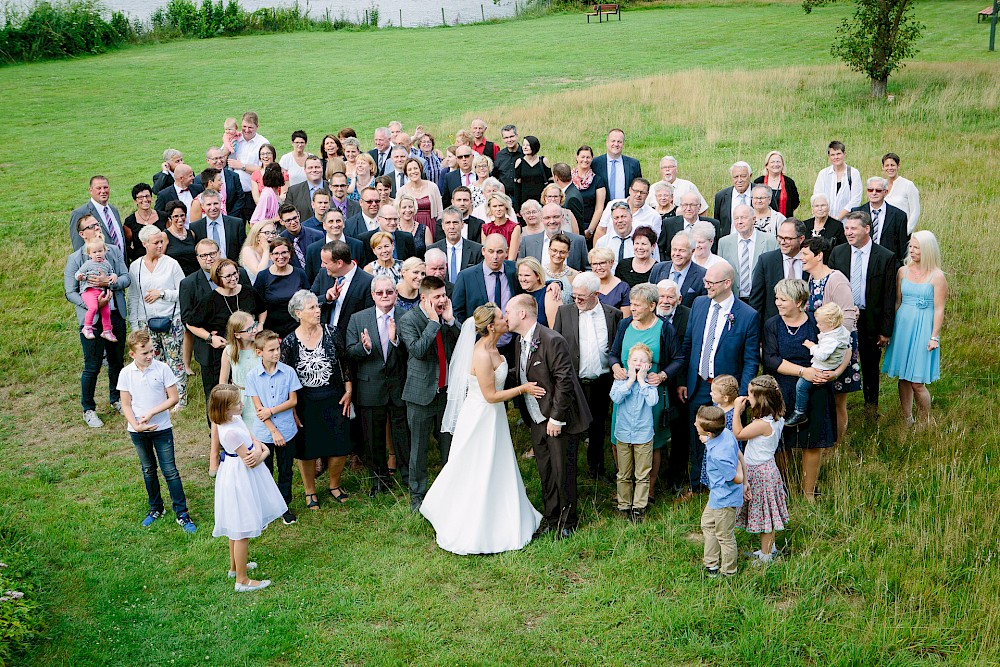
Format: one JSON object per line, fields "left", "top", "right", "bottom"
{"left": 228, "top": 562, "right": 257, "bottom": 578}
{"left": 234, "top": 579, "right": 271, "bottom": 592}
{"left": 83, "top": 410, "right": 104, "bottom": 428}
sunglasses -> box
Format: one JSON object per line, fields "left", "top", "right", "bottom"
{"left": 373, "top": 289, "right": 396, "bottom": 296}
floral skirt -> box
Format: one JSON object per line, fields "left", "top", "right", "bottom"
{"left": 141, "top": 320, "right": 188, "bottom": 406}
{"left": 736, "top": 460, "right": 789, "bottom": 534}
{"left": 833, "top": 330, "right": 862, "bottom": 394}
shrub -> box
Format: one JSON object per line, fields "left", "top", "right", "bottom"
{"left": 0, "top": 560, "right": 42, "bottom": 666}
{"left": 0, "top": 0, "right": 130, "bottom": 64}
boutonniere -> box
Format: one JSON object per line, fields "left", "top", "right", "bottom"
{"left": 529, "top": 337, "right": 540, "bottom": 355}
{"left": 726, "top": 313, "right": 736, "bottom": 331}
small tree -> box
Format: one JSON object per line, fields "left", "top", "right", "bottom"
{"left": 803, "top": 0, "right": 925, "bottom": 97}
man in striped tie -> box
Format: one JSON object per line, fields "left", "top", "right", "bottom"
{"left": 69, "top": 175, "right": 127, "bottom": 255}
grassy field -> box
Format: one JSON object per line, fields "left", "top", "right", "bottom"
{"left": 2, "top": 1, "right": 999, "bottom": 665}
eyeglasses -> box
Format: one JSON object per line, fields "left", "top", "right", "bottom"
{"left": 81, "top": 222, "right": 101, "bottom": 232}
{"left": 262, "top": 229, "right": 278, "bottom": 236}
{"left": 571, "top": 294, "right": 593, "bottom": 302}
{"left": 271, "top": 250, "right": 290, "bottom": 257}
{"left": 549, "top": 248, "right": 569, "bottom": 257}
{"left": 331, "top": 183, "right": 347, "bottom": 188}
{"left": 456, "top": 154, "right": 473, "bottom": 159}
{"left": 169, "top": 214, "right": 187, "bottom": 220}
{"left": 282, "top": 215, "right": 300, "bottom": 223}
{"left": 219, "top": 272, "right": 238, "bottom": 280}
{"left": 373, "top": 289, "right": 396, "bottom": 296}
{"left": 380, "top": 216, "right": 400, "bottom": 222}
{"left": 703, "top": 278, "right": 731, "bottom": 287}
{"left": 196, "top": 251, "right": 219, "bottom": 259}
{"left": 610, "top": 202, "right": 630, "bottom": 211}
{"left": 630, "top": 189, "right": 649, "bottom": 196}
{"left": 776, "top": 235, "right": 801, "bottom": 242}
{"left": 866, "top": 188, "right": 885, "bottom": 193}
{"left": 135, "top": 194, "right": 152, "bottom": 201}
{"left": 362, "top": 199, "right": 379, "bottom": 205}
{"left": 239, "top": 323, "right": 259, "bottom": 333}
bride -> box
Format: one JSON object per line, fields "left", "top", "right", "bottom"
{"left": 419, "top": 303, "right": 545, "bottom": 555}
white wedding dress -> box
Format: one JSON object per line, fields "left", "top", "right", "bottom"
{"left": 420, "top": 360, "right": 542, "bottom": 555}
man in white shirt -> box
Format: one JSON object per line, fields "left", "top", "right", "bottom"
{"left": 593, "top": 177, "right": 661, "bottom": 243}
{"left": 656, "top": 155, "right": 708, "bottom": 214}
{"left": 227, "top": 111, "right": 269, "bottom": 192}
{"left": 390, "top": 146, "right": 410, "bottom": 194}
{"left": 428, "top": 207, "right": 483, "bottom": 283}
{"left": 717, "top": 204, "right": 778, "bottom": 300}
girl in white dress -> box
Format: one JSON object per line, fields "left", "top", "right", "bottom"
{"left": 210, "top": 385, "right": 287, "bottom": 592}
{"left": 420, "top": 304, "right": 545, "bottom": 555}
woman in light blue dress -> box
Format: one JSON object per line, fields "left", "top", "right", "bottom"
{"left": 881, "top": 231, "right": 948, "bottom": 425}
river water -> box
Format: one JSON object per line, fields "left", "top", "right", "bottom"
{"left": 92, "top": 0, "right": 517, "bottom": 26}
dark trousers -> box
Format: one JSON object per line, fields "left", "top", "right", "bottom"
{"left": 857, "top": 312, "right": 883, "bottom": 406}
{"left": 199, "top": 348, "right": 223, "bottom": 422}
{"left": 666, "top": 396, "right": 691, "bottom": 489}
{"left": 360, "top": 402, "right": 409, "bottom": 483}
{"left": 687, "top": 378, "right": 714, "bottom": 491}
{"left": 405, "top": 392, "right": 451, "bottom": 502}
{"left": 576, "top": 373, "right": 613, "bottom": 476}
{"left": 130, "top": 428, "right": 188, "bottom": 516}
{"left": 529, "top": 420, "right": 579, "bottom": 529}
{"left": 263, "top": 433, "right": 297, "bottom": 504}
{"left": 80, "top": 310, "right": 126, "bottom": 411}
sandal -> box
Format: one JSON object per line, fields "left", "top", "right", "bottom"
{"left": 329, "top": 487, "right": 350, "bottom": 503}
{"left": 305, "top": 493, "right": 320, "bottom": 510}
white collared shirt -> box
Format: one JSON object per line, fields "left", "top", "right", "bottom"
{"left": 331, "top": 263, "right": 357, "bottom": 326}
{"left": 783, "top": 252, "right": 804, "bottom": 280}
{"left": 363, "top": 214, "right": 379, "bottom": 233}
{"left": 597, "top": 198, "right": 662, "bottom": 235}
{"left": 594, "top": 228, "right": 661, "bottom": 273}
{"left": 233, "top": 133, "right": 269, "bottom": 190}
{"left": 698, "top": 293, "right": 735, "bottom": 379}
{"left": 731, "top": 187, "right": 752, "bottom": 218}
{"left": 116, "top": 359, "right": 177, "bottom": 433}
{"left": 577, "top": 305, "right": 609, "bottom": 379}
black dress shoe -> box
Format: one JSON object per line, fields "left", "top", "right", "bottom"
{"left": 532, "top": 521, "right": 552, "bottom": 539}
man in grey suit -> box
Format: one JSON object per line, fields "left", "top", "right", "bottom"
{"left": 717, "top": 204, "right": 778, "bottom": 301}
{"left": 519, "top": 203, "right": 590, "bottom": 271}
{"left": 345, "top": 275, "right": 410, "bottom": 497}
{"left": 69, "top": 175, "right": 127, "bottom": 256}
{"left": 64, "top": 214, "right": 131, "bottom": 428}
{"left": 397, "top": 276, "right": 461, "bottom": 511}
{"left": 285, "top": 155, "right": 329, "bottom": 221}
{"left": 427, "top": 207, "right": 483, "bottom": 284}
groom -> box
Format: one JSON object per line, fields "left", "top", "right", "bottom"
{"left": 506, "top": 294, "right": 592, "bottom": 539}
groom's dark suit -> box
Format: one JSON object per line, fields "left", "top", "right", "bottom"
{"left": 510, "top": 324, "right": 592, "bottom": 533}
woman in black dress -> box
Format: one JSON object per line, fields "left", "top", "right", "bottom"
{"left": 254, "top": 238, "right": 310, "bottom": 339}
{"left": 803, "top": 193, "right": 846, "bottom": 248}
{"left": 281, "top": 290, "right": 353, "bottom": 510}
{"left": 574, "top": 145, "right": 607, "bottom": 244}
{"left": 163, "top": 201, "right": 200, "bottom": 275}
{"left": 203, "top": 259, "right": 264, "bottom": 340}
{"left": 124, "top": 182, "right": 167, "bottom": 263}
{"left": 754, "top": 150, "right": 800, "bottom": 217}
{"left": 615, "top": 226, "right": 658, "bottom": 288}
{"left": 513, "top": 135, "right": 552, "bottom": 208}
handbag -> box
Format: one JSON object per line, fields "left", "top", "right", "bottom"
{"left": 138, "top": 264, "right": 176, "bottom": 333}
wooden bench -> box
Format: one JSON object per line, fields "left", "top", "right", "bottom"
{"left": 587, "top": 3, "right": 621, "bottom": 23}
{"left": 980, "top": 5, "right": 994, "bottom": 22}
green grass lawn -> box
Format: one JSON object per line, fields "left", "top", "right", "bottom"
{"left": 2, "top": 1, "right": 999, "bottom": 665}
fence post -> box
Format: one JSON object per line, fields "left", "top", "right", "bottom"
{"left": 481, "top": 4, "right": 485, "bottom": 21}
{"left": 399, "top": 8, "right": 402, "bottom": 26}
{"left": 442, "top": 7, "right": 446, "bottom": 25}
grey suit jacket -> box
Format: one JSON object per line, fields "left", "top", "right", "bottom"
{"left": 285, "top": 180, "right": 329, "bottom": 222}
{"left": 69, "top": 200, "right": 125, "bottom": 252}
{"left": 717, "top": 231, "right": 779, "bottom": 297}
{"left": 64, "top": 245, "right": 131, "bottom": 325}
{"left": 397, "top": 306, "right": 461, "bottom": 406}
{"left": 345, "top": 305, "right": 408, "bottom": 407}
{"left": 518, "top": 231, "right": 590, "bottom": 272}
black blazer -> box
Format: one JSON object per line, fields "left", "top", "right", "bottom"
{"left": 193, "top": 168, "right": 247, "bottom": 220}
{"left": 665, "top": 304, "right": 690, "bottom": 346}
{"left": 439, "top": 170, "right": 472, "bottom": 208}
{"left": 713, "top": 186, "right": 751, "bottom": 238}
{"left": 345, "top": 305, "right": 408, "bottom": 407}
{"left": 427, "top": 238, "right": 484, "bottom": 273}
{"left": 285, "top": 180, "right": 328, "bottom": 222}
{"left": 154, "top": 183, "right": 204, "bottom": 212}
{"left": 189, "top": 215, "right": 246, "bottom": 262}
{"left": 434, "top": 216, "right": 484, "bottom": 244}
{"left": 749, "top": 250, "right": 811, "bottom": 324}
{"left": 178, "top": 267, "right": 253, "bottom": 365}
{"left": 804, "top": 217, "right": 847, "bottom": 248}
{"left": 563, "top": 183, "right": 585, "bottom": 228}
{"left": 345, "top": 212, "right": 377, "bottom": 240}
{"left": 658, "top": 215, "right": 723, "bottom": 256}
{"left": 753, "top": 174, "right": 800, "bottom": 217}
{"left": 358, "top": 229, "right": 417, "bottom": 265}
{"left": 551, "top": 303, "right": 622, "bottom": 375}
{"left": 852, "top": 202, "right": 910, "bottom": 262}
{"left": 304, "top": 236, "right": 364, "bottom": 284}
{"left": 368, "top": 148, "right": 393, "bottom": 176}
{"left": 310, "top": 267, "right": 375, "bottom": 341}
{"left": 649, "top": 261, "right": 706, "bottom": 309}
{"left": 829, "top": 241, "right": 898, "bottom": 338}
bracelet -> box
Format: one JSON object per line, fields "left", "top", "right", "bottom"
{"left": 798, "top": 368, "right": 804, "bottom": 378}
{"left": 930, "top": 336, "right": 940, "bottom": 342}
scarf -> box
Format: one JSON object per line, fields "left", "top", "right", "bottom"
{"left": 572, "top": 167, "right": 595, "bottom": 191}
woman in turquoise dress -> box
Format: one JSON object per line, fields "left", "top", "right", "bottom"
{"left": 608, "top": 283, "right": 683, "bottom": 503}
{"left": 882, "top": 231, "right": 948, "bottom": 425}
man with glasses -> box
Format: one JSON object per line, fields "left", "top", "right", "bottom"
{"left": 657, "top": 191, "right": 722, "bottom": 257}
{"left": 678, "top": 262, "right": 759, "bottom": 493}
{"left": 70, "top": 175, "right": 127, "bottom": 254}
{"left": 345, "top": 275, "right": 410, "bottom": 497}
{"left": 327, "top": 172, "right": 361, "bottom": 224}
{"left": 593, "top": 178, "right": 660, "bottom": 244}
{"left": 286, "top": 155, "right": 330, "bottom": 222}
{"left": 519, "top": 203, "right": 590, "bottom": 271}
{"left": 551, "top": 271, "right": 623, "bottom": 482}
{"left": 196, "top": 147, "right": 246, "bottom": 220}
{"left": 852, "top": 176, "right": 909, "bottom": 262}
{"left": 439, "top": 147, "right": 477, "bottom": 208}
{"left": 277, "top": 203, "right": 323, "bottom": 271}
{"left": 359, "top": 205, "right": 417, "bottom": 265}
{"left": 491, "top": 124, "right": 522, "bottom": 205}
{"left": 306, "top": 209, "right": 363, "bottom": 284}
{"left": 190, "top": 189, "right": 246, "bottom": 262}
{"left": 179, "top": 239, "right": 253, "bottom": 418}
{"left": 750, "top": 218, "right": 809, "bottom": 323}
{"left": 346, "top": 187, "right": 381, "bottom": 239}
{"left": 65, "top": 214, "right": 131, "bottom": 427}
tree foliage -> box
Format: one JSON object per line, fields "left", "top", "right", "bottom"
{"left": 803, "top": 0, "right": 924, "bottom": 96}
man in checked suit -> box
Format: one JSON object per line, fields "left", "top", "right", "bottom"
{"left": 345, "top": 275, "right": 409, "bottom": 497}
{"left": 398, "top": 276, "right": 461, "bottom": 511}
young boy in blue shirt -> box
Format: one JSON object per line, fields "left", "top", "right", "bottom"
{"left": 609, "top": 342, "right": 659, "bottom": 523}
{"left": 696, "top": 405, "right": 744, "bottom": 577}
{"left": 244, "top": 330, "right": 301, "bottom": 525}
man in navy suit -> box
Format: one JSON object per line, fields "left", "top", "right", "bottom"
{"left": 195, "top": 147, "right": 247, "bottom": 220}
{"left": 852, "top": 176, "right": 909, "bottom": 262}
{"left": 650, "top": 231, "right": 707, "bottom": 308}
{"left": 452, "top": 233, "right": 521, "bottom": 324}
{"left": 345, "top": 187, "right": 381, "bottom": 239}
{"left": 310, "top": 240, "right": 374, "bottom": 343}
{"left": 277, "top": 204, "right": 323, "bottom": 272}
{"left": 440, "top": 146, "right": 477, "bottom": 208}
{"left": 305, "top": 209, "right": 364, "bottom": 284}
{"left": 286, "top": 156, "right": 329, "bottom": 222}
{"left": 189, "top": 189, "right": 246, "bottom": 262}
{"left": 750, "top": 218, "right": 809, "bottom": 324}
{"left": 592, "top": 129, "right": 641, "bottom": 202}
{"left": 434, "top": 187, "right": 484, "bottom": 243}
{"left": 678, "top": 262, "right": 759, "bottom": 492}
{"left": 428, "top": 207, "right": 483, "bottom": 283}
{"left": 301, "top": 189, "right": 330, "bottom": 231}
{"left": 154, "top": 164, "right": 202, "bottom": 219}
{"left": 368, "top": 127, "right": 393, "bottom": 177}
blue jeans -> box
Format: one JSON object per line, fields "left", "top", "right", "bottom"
{"left": 131, "top": 428, "right": 188, "bottom": 516}
{"left": 794, "top": 376, "right": 813, "bottom": 414}
{"left": 80, "top": 310, "right": 126, "bottom": 411}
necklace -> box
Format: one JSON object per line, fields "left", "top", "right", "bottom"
{"left": 783, "top": 318, "right": 805, "bottom": 336}
{"left": 221, "top": 289, "right": 240, "bottom": 315}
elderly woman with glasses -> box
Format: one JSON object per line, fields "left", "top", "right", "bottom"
{"left": 803, "top": 193, "right": 846, "bottom": 248}
{"left": 751, "top": 184, "right": 786, "bottom": 236}
{"left": 254, "top": 238, "right": 310, "bottom": 339}
{"left": 282, "top": 289, "right": 354, "bottom": 510}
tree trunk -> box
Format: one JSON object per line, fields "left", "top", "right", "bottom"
{"left": 870, "top": 77, "right": 888, "bottom": 98}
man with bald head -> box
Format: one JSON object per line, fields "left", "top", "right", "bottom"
{"left": 678, "top": 261, "right": 759, "bottom": 493}
{"left": 154, "top": 163, "right": 202, "bottom": 222}
{"left": 451, "top": 233, "right": 521, "bottom": 325}
{"left": 470, "top": 118, "right": 499, "bottom": 160}
{"left": 717, "top": 203, "right": 778, "bottom": 301}
{"left": 195, "top": 147, "right": 246, "bottom": 220}
{"left": 518, "top": 203, "right": 590, "bottom": 271}
{"left": 358, "top": 204, "right": 417, "bottom": 265}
